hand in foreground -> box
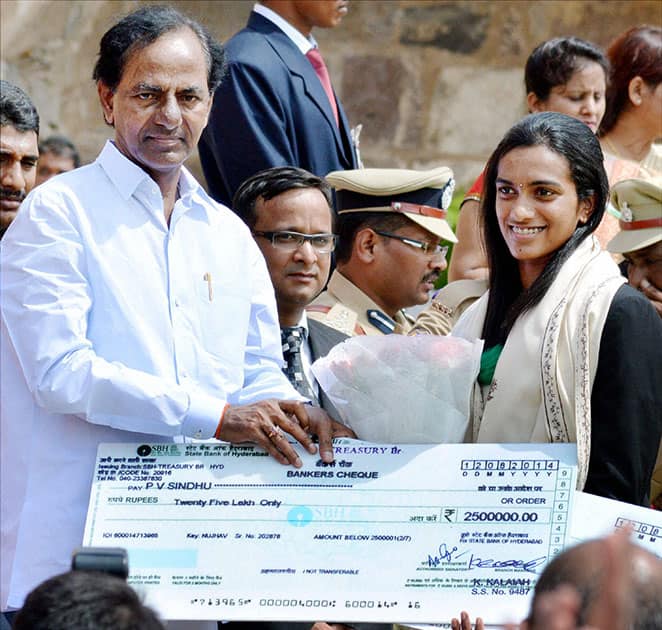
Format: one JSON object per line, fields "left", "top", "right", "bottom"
{"left": 451, "top": 611, "right": 485, "bottom": 630}
{"left": 218, "top": 400, "right": 355, "bottom": 467}
{"left": 218, "top": 399, "right": 316, "bottom": 467}
{"left": 304, "top": 405, "right": 356, "bottom": 463}
{"left": 639, "top": 278, "right": 662, "bottom": 317}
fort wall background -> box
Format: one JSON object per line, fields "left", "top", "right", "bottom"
{"left": 2, "top": 0, "right": 660, "bottom": 188}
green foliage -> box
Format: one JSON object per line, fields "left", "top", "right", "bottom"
{"left": 436, "top": 187, "right": 464, "bottom": 289}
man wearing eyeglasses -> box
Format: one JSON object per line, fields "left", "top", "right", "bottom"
{"left": 233, "top": 167, "right": 347, "bottom": 410}
{"left": 233, "top": 169, "right": 390, "bottom": 630}
{"left": 307, "top": 167, "right": 457, "bottom": 336}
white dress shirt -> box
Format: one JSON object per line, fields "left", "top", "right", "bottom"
{"left": 1, "top": 141, "right": 299, "bottom": 610}
{"left": 252, "top": 2, "right": 317, "bottom": 54}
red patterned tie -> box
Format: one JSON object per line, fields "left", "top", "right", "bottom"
{"left": 306, "top": 47, "right": 339, "bottom": 126}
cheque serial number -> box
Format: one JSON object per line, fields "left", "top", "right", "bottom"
{"left": 463, "top": 511, "right": 538, "bottom": 522}
{"left": 259, "top": 599, "right": 336, "bottom": 608}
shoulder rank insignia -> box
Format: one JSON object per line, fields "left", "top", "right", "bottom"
{"left": 366, "top": 309, "right": 396, "bottom": 334}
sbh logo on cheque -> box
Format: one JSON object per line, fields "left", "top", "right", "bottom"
{"left": 136, "top": 444, "right": 182, "bottom": 457}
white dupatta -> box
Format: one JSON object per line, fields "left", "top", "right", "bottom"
{"left": 453, "top": 236, "right": 625, "bottom": 489}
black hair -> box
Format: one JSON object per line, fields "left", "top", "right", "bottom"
{"left": 525, "top": 37, "right": 609, "bottom": 102}
{"left": 232, "top": 166, "right": 333, "bottom": 230}
{"left": 0, "top": 80, "right": 39, "bottom": 135}
{"left": 480, "top": 112, "right": 608, "bottom": 347}
{"left": 334, "top": 212, "right": 412, "bottom": 264}
{"left": 92, "top": 5, "right": 226, "bottom": 93}
{"left": 38, "top": 134, "right": 81, "bottom": 168}
{"left": 13, "top": 570, "right": 165, "bottom": 630}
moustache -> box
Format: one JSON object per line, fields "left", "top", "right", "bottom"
{"left": 0, "top": 188, "right": 26, "bottom": 203}
{"left": 422, "top": 272, "right": 439, "bottom": 285}
{"left": 286, "top": 265, "right": 318, "bottom": 275}
{"left": 144, "top": 129, "right": 185, "bottom": 140}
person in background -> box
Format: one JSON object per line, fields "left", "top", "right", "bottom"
{"left": 452, "top": 112, "right": 661, "bottom": 507}
{"left": 607, "top": 177, "right": 662, "bottom": 511}
{"left": 199, "top": 0, "right": 357, "bottom": 207}
{"left": 524, "top": 534, "right": 661, "bottom": 630}
{"left": 233, "top": 166, "right": 348, "bottom": 420}
{"left": 308, "top": 167, "right": 456, "bottom": 336}
{"left": 12, "top": 570, "right": 165, "bottom": 630}
{"left": 608, "top": 177, "right": 662, "bottom": 316}
{"left": 451, "top": 530, "right": 661, "bottom": 630}
{"left": 599, "top": 25, "right": 662, "bottom": 184}
{"left": 36, "top": 134, "right": 81, "bottom": 185}
{"left": 1, "top": 7, "right": 347, "bottom": 627}
{"left": 449, "top": 37, "right": 609, "bottom": 284}
{"left": 0, "top": 80, "right": 39, "bottom": 238}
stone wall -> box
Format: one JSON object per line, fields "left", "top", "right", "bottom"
{"left": 1, "top": 0, "right": 660, "bottom": 188}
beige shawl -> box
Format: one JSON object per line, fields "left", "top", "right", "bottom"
{"left": 452, "top": 236, "right": 625, "bottom": 489}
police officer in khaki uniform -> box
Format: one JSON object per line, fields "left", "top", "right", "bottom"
{"left": 607, "top": 177, "right": 662, "bottom": 510}
{"left": 408, "top": 277, "right": 488, "bottom": 336}
{"left": 307, "top": 167, "right": 457, "bottom": 336}
{"left": 608, "top": 177, "right": 662, "bottom": 317}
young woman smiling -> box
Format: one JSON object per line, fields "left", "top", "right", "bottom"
{"left": 449, "top": 37, "right": 609, "bottom": 283}
{"left": 453, "top": 112, "right": 662, "bottom": 507}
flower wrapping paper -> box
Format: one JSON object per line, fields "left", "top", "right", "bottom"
{"left": 312, "top": 334, "right": 483, "bottom": 443}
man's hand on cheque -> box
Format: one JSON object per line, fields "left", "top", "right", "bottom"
{"left": 218, "top": 400, "right": 355, "bottom": 467}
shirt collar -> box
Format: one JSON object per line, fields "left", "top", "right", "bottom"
{"left": 253, "top": 3, "right": 316, "bottom": 54}
{"left": 328, "top": 270, "right": 410, "bottom": 330}
{"left": 96, "top": 141, "right": 152, "bottom": 201}
{"left": 177, "top": 163, "right": 202, "bottom": 203}
{"left": 296, "top": 312, "right": 310, "bottom": 339}
{"left": 96, "top": 140, "right": 203, "bottom": 206}
{"left": 328, "top": 270, "right": 385, "bottom": 315}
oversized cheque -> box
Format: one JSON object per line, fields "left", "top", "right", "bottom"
{"left": 84, "top": 440, "right": 577, "bottom": 624}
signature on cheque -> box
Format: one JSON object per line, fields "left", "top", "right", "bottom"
{"left": 425, "top": 542, "right": 547, "bottom": 574}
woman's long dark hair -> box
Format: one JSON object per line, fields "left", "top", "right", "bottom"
{"left": 480, "top": 112, "right": 608, "bottom": 347}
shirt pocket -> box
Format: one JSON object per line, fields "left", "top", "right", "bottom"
{"left": 195, "top": 277, "right": 251, "bottom": 362}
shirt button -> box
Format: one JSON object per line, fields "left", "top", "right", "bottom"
{"left": 174, "top": 299, "right": 180, "bottom": 307}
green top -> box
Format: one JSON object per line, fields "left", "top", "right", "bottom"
{"left": 478, "top": 344, "right": 503, "bottom": 386}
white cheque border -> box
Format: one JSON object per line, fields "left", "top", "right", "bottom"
{"left": 83, "top": 440, "right": 578, "bottom": 625}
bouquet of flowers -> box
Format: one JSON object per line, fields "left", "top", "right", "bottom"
{"left": 312, "top": 334, "right": 482, "bottom": 443}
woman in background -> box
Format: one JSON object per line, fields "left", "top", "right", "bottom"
{"left": 599, "top": 25, "right": 662, "bottom": 183}
{"left": 449, "top": 37, "right": 609, "bottom": 282}
{"left": 453, "top": 112, "right": 661, "bottom": 507}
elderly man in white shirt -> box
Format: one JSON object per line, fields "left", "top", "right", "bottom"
{"left": 0, "top": 6, "right": 348, "bottom": 622}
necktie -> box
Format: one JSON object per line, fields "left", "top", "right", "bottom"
{"left": 281, "top": 327, "right": 317, "bottom": 400}
{"left": 305, "top": 47, "right": 339, "bottom": 126}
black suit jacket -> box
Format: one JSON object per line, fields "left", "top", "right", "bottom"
{"left": 307, "top": 318, "right": 348, "bottom": 422}
{"left": 307, "top": 318, "right": 348, "bottom": 420}
{"left": 199, "top": 11, "right": 358, "bottom": 207}
{"left": 308, "top": 317, "right": 348, "bottom": 361}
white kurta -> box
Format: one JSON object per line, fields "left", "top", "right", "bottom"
{"left": 1, "top": 141, "right": 299, "bottom": 611}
